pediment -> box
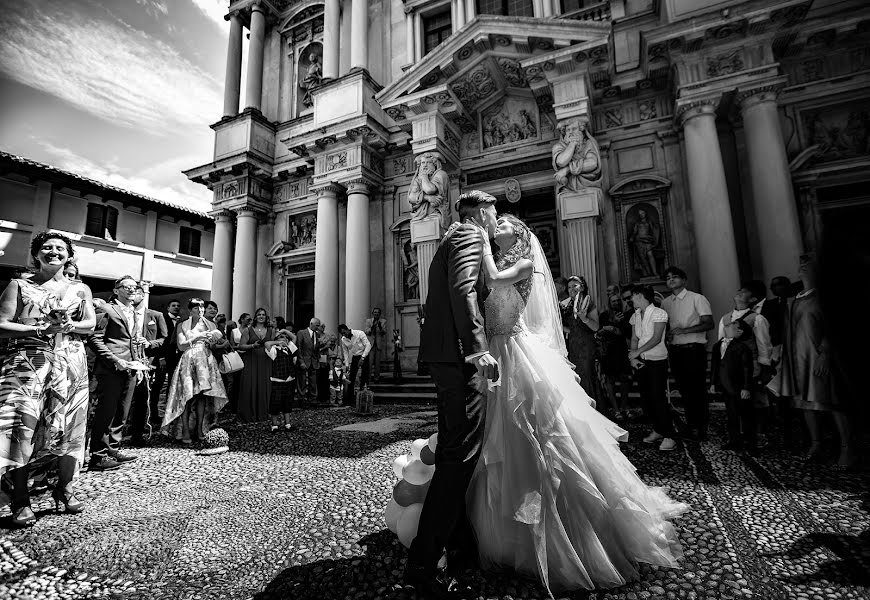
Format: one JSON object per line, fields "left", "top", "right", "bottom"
{"left": 376, "top": 15, "right": 610, "bottom": 131}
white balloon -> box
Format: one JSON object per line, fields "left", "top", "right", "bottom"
{"left": 385, "top": 498, "right": 403, "bottom": 533}
{"left": 427, "top": 433, "right": 438, "bottom": 452}
{"left": 410, "top": 439, "right": 427, "bottom": 460}
{"left": 403, "top": 458, "right": 435, "bottom": 486}
{"left": 392, "top": 454, "right": 410, "bottom": 479}
{"left": 397, "top": 502, "right": 424, "bottom": 548}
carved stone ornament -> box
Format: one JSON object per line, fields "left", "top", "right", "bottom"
{"left": 552, "top": 119, "right": 602, "bottom": 193}
{"left": 706, "top": 49, "right": 744, "bottom": 78}
{"left": 497, "top": 58, "right": 527, "bottom": 87}
{"left": 288, "top": 213, "right": 317, "bottom": 249}
{"left": 505, "top": 178, "right": 521, "bottom": 203}
{"left": 604, "top": 108, "right": 622, "bottom": 128}
{"left": 481, "top": 97, "right": 538, "bottom": 150}
{"left": 408, "top": 152, "right": 450, "bottom": 232}
{"left": 326, "top": 151, "right": 347, "bottom": 171}
{"left": 802, "top": 103, "right": 870, "bottom": 163}
{"left": 449, "top": 67, "right": 496, "bottom": 108}
{"left": 638, "top": 100, "right": 657, "bottom": 121}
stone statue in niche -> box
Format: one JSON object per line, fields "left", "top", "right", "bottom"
{"left": 625, "top": 204, "right": 661, "bottom": 279}
{"left": 298, "top": 46, "right": 323, "bottom": 109}
{"left": 401, "top": 239, "right": 420, "bottom": 301}
{"left": 408, "top": 151, "right": 450, "bottom": 231}
{"left": 552, "top": 119, "right": 602, "bottom": 193}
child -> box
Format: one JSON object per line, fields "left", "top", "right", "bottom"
{"left": 329, "top": 357, "right": 347, "bottom": 406}
{"left": 392, "top": 329, "right": 403, "bottom": 382}
{"left": 710, "top": 318, "right": 757, "bottom": 454}
{"left": 265, "top": 329, "right": 297, "bottom": 432}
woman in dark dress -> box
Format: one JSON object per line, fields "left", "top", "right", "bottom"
{"left": 236, "top": 307, "right": 275, "bottom": 422}
{"left": 597, "top": 294, "right": 632, "bottom": 419}
{"left": 561, "top": 275, "right": 599, "bottom": 396}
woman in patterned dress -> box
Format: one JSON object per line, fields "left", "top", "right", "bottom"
{"left": 0, "top": 232, "right": 95, "bottom": 526}
{"left": 161, "top": 299, "right": 228, "bottom": 444}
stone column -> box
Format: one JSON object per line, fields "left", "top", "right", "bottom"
{"left": 678, "top": 102, "right": 741, "bottom": 322}
{"left": 350, "top": 0, "right": 368, "bottom": 70}
{"left": 739, "top": 86, "right": 803, "bottom": 281}
{"left": 212, "top": 211, "right": 235, "bottom": 318}
{"left": 315, "top": 185, "right": 341, "bottom": 332}
{"left": 223, "top": 14, "right": 243, "bottom": 117}
{"left": 323, "top": 0, "right": 340, "bottom": 80}
{"left": 413, "top": 11, "right": 423, "bottom": 62}
{"left": 256, "top": 213, "right": 274, "bottom": 311}
{"left": 561, "top": 216, "right": 600, "bottom": 299}
{"left": 465, "top": 0, "right": 476, "bottom": 22}
{"left": 232, "top": 208, "right": 259, "bottom": 317}
{"left": 405, "top": 8, "right": 415, "bottom": 64}
{"left": 244, "top": 3, "right": 266, "bottom": 111}
{"left": 532, "top": 0, "right": 544, "bottom": 17}
{"left": 542, "top": 0, "right": 554, "bottom": 17}
{"left": 454, "top": 0, "right": 466, "bottom": 30}
{"left": 345, "top": 181, "right": 370, "bottom": 328}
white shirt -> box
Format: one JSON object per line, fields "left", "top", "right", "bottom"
{"left": 340, "top": 329, "right": 371, "bottom": 365}
{"left": 661, "top": 289, "right": 712, "bottom": 345}
{"left": 717, "top": 309, "right": 772, "bottom": 366}
{"left": 266, "top": 342, "right": 298, "bottom": 382}
{"left": 115, "top": 299, "right": 145, "bottom": 337}
{"left": 630, "top": 306, "right": 669, "bottom": 361}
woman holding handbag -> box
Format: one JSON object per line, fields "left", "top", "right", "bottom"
{"left": 161, "top": 299, "right": 228, "bottom": 445}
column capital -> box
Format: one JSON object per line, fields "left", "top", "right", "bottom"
{"left": 345, "top": 179, "right": 371, "bottom": 196}
{"left": 736, "top": 76, "right": 788, "bottom": 111}
{"left": 675, "top": 99, "right": 717, "bottom": 128}
{"left": 234, "top": 206, "right": 262, "bottom": 219}
{"left": 312, "top": 183, "right": 345, "bottom": 197}
{"left": 250, "top": 2, "right": 266, "bottom": 15}
{"left": 404, "top": 4, "right": 415, "bottom": 14}
{"left": 211, "top": 209, "right": 236, "bottom": 222}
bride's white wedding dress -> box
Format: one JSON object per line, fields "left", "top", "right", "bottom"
{"left": 466, "top": 253, "right": 687, "bottom": 595}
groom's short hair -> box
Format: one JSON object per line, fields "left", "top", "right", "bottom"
{"left": 455, "top": 190, "right": 496, "bottom": 218}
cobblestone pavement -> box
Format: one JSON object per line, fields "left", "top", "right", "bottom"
{"left": 1, "top": 405, "right": 868, "bottom": 600}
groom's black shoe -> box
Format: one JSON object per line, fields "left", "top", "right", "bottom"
{"left": 403, "top": 566, "right": 451, "bottom": 599}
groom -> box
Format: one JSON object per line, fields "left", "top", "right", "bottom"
{"left": 404, "top": 190, "right": 500, "bottom": 595}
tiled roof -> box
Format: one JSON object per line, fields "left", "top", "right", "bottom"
{"left": 0, "top": 150, "right": 210, "bottom": 220}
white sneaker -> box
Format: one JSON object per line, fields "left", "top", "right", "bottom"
{"left": 643, "top": 431, "right": 664, "bottom": 444}
{"left": 659, "top": 438, "right": 677, "bottom": 451}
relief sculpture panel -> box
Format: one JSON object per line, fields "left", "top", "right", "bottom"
{"left": 481, "top": 96, "right": 539, "bottom": 150}
{"left": 801, "top": 101, "right": 870, "bottom": 163}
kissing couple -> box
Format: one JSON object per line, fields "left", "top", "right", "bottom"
{"left": 401, "top": 190, "right": 687, "bottom": 598}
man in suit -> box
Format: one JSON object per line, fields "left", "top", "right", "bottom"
{"left": 129, "top": 286, "right": 168, "bottom": 444}
{"left": 404, "top": 190, "right": 499, "bottom": 596}
{"left": 88, "top": 277, "right": 165, "bottom": 470}
{"left": 150, "top": 298, "right": 182, "bottom": 427}
{"left": 364, "top": 307, "right": 387, "bottom": 382}
{"left": 295, "top": 317, "right": 322, "bottom": 406}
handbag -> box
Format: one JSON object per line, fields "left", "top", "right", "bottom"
{"left": 355, "top": 386, "right": 374, "bottom": 414}
{"left": 219, "top": 350, "right": 244, "bottom": 374}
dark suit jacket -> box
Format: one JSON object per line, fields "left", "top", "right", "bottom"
{"left": 89, "top": 303, "right": 168, "bottom": 374}
{"left": 162, "top": 312, "right": 183, "bottom": 360}
{"left": 419, "top": 222, "right": 489, "bottom": 364}
{"left": 296, "top": 328, "right": 321, "bottom": 370}
{"left": 711, "top": 339, "right": 754, "bottom": 396}
{"left": 760, "top": 297, "right": 787, "bottom": 348}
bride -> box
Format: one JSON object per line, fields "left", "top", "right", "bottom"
{"left": 467, "top": 214, "right": 686, "bottom": 595}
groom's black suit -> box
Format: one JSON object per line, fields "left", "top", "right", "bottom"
{"left": 409, "top": 221, "right": 490, "bottom": 578}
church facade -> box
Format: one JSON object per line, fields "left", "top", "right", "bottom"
{"left": 185, "top": 0, "right": 870, "bottom": 370}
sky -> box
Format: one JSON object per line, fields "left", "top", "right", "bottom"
{"left": 0, "top": 0, "right": 245, "bottom": 213}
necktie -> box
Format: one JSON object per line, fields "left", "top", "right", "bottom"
{"left": 132, "top": 309, "right": 141, "bottom": 360}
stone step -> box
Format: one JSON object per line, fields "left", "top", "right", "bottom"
{"left": 373, "top": 392, "right": 437, "bottom": 403}
{"left": 368, "top": 383, "right": 436, "bottom": 393}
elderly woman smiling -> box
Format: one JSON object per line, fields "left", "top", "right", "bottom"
{"left": 0, "top": 231, "right": 96, "bottom": 527}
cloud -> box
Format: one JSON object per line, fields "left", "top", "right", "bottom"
{"left": 37, "top": 141, "right": 213, "bottom": 214}
{"left": 136, "top": 0, "right": 169, "bottom": 18}
{"left": 190, "top": 0, "right": 230, "bottom": 30}
{"left": 0, "top": 0, "right": 223, "bottom": 137}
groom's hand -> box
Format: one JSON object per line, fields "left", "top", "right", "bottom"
{"left": 475, "top": 352, "right": 499, "bottom": 381}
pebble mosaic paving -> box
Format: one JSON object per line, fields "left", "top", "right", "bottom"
{"left": 0, "top": 405, "right": 867, "bottom": 600}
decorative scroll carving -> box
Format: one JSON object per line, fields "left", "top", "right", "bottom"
{"left": 497, "top": 58, "right": 527, "bottom": 87}
{"left": 450, "top": 66, "right": 496, "bottom": 108}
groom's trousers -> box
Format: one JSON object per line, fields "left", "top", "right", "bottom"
{"left": 407, "top": 361, "right": 486, "bottom": 576}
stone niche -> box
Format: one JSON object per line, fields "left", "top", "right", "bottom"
{"left": 609, "top": 176, "right": 673, "bottom": 283}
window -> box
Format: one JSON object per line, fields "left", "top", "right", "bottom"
{"left": 85, "top": 203, "right": 118, "bottom": 240}
{"left": 423, "top": 9, "right": 452, "bottom": 56}
{"left": 179, "top": 226, "right": 201, "bottom": 257}
{"left": 560, "top": 0, "right": 585, "bottom": 12}
{"left": 476, "top": 0, "right": 533, "bottom": 16}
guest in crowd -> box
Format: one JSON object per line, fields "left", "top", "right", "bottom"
{"left": 711, "top": 319, "right": 757, "bottom": 454}
{"left": 329, "top": 357, "right": 348, "bottom": 405}
{"left": 295, "top": 318, "right": 322, "bottom": 406}
{"left": 275, "top": 316, "right": 287, "bottom": 332}
{"left": 365, "top": 307, "right": 387, "bottom": 383}
{"left": 0, "top": 232, "right": 95, "bottom": 526}
{"left": 317, "top": 322, "right": 333, "bottom": 403}
{"left": 662, "top": 266, "right": 714, "bottom": 441}
{"left": 63, "top": 261, "right": 79, "bottom": 282}
{"left": 629, "top": 284, "right": 676, "bottom": 451}
{"left": 338, "top": 323, "right": 371, "bottom": 405}
{"left": 392, "top": 329, "right": 403, "bottom": 382}
{"left": 760, "top": 276, "right": 793, "bottom": 442}
{"left": 265, "top": 329, "right": 297, "bottom": 431}
{"left": 151, "top": 298, "right": 182, "bottom": 428}
{"left": 769, "top": 255, "right": 853, "bottom": 468}
{"left": 223, "top": 319, "right": 240, "bottom": 413}
{"left": 128, "top": 285, "right": 168, "bottom": 444}
{"left": 561, "top": 275, "right": 599, "bottom": 395}
{"left": 161, "top": 299, "right": 227, "bottom": 444}
{"left": 89, "top": 275, "right": 162, "bottom": 470}
{"left": 203, "top": 300, "right": 218, "bottom": 322}
{"left": 554, "top": 276, "right": 570, "bottom": 303}
{"left": 597, "top": 294, "right": 631, "bottom": 420}
{"left": 211, "top": 314, "right": 234, "bottom": 404}
{"left": 606, "top": 283, "right": 621, "bottom": 299}
{"left": 236, "top": 307, "right": 275, "bottom": 422}
{"left": 235, "top": 313, "right": 252, "bottom": 345}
